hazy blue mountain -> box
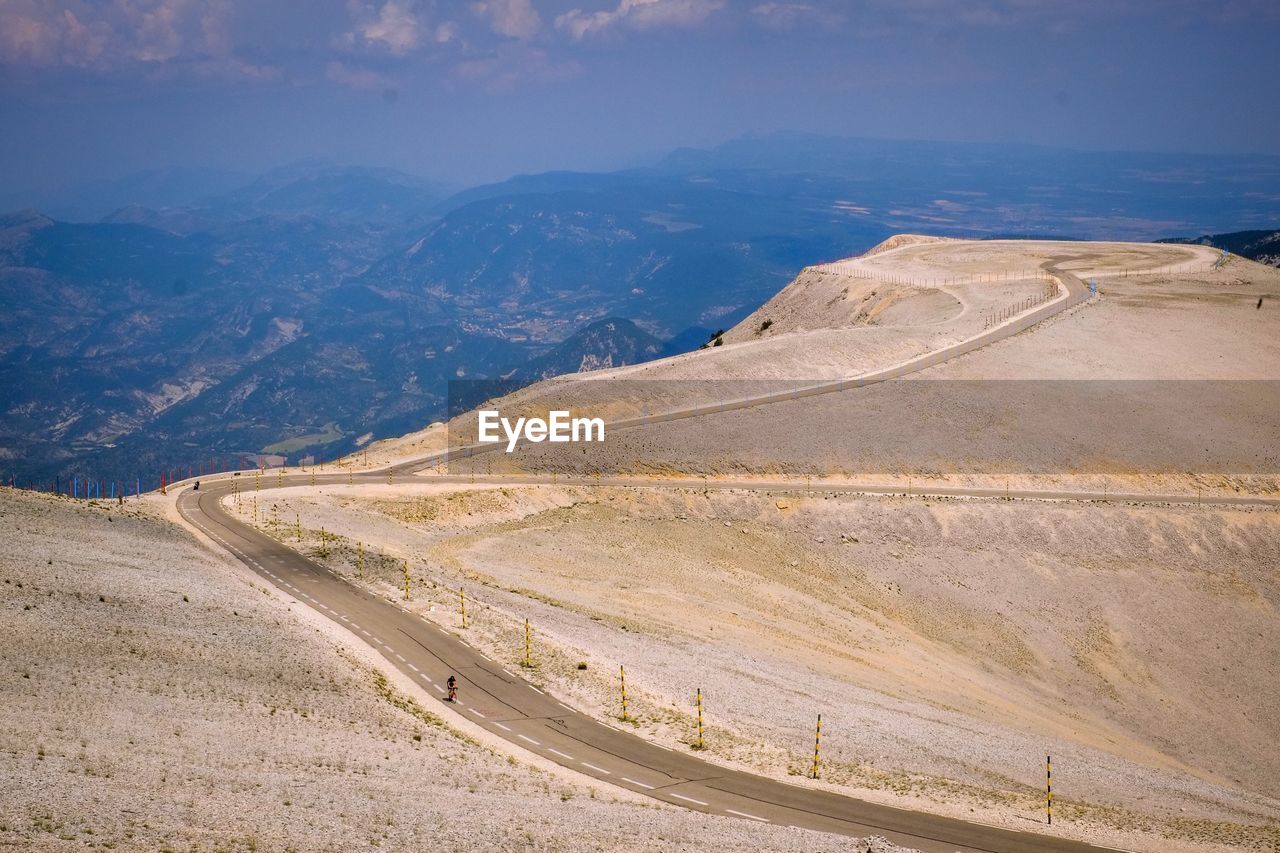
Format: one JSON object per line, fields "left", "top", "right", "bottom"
{"left": 653, "top": 134, "right": 1280, "bottom": 240}
{"left": 365, "top": 176, "right": 870, "bottom": 343}
{"left": 6, "top": 135, "right": 1280, "bottom": 488}
{"left": 508, "top": 318, "right": 663, "bottom": 383}
{"left": 1163, "top": 230, "right": 1280, "bottom": 267}
{"left": 1, "top": 166, "right": 253, "bottom": 223}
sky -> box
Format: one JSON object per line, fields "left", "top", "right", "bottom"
{"left": 2, "top": 0, "right": 1279, "bottom": 199}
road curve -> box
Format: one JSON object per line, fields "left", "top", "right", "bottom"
{"left": 178, "top": 473, "right": 1123, "bottom": 853}
{"left": 169, "top": 261, "right": 1180, "bottom": 850}
{"left": 419, "top": 258, "right": 1091, "bottom": 468}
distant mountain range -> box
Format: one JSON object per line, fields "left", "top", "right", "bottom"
{"left": 3, "top": 136, "right": 1280, "bottom": 487}
{"left": 1162, "top": 230, "right": 1280, "bottom": 267}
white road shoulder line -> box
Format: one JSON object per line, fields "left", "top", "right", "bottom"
{"left": 517, "top": 734, "right": 540, "bottom": 745}
{"left": 725, "top": 809, "right": 769, "bottom": 822}
{"left": 467, "top": 708, "right": 486, "bottom": 719}
{"left": 529, "top": 686, "right": 544, "bottom": 695}
{"left": 620, "top": 777, "right": 655, "bottom": 790}
{"left": 547, "top": 748, "right": 573, "bottom": 760}
{"left": 493, "top": 722, "right": 512, "bottom": 732}
{"left": 580, "top": 762, "right": 610, "bottom": 775}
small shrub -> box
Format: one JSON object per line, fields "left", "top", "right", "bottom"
{"left": 576, "top": 661, "right": 588, "bottom": 670}
{"left": 757, "top": 319, "right": 773, "bottom": 333}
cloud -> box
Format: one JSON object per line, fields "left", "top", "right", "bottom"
{"left": 750, "top": 3, "right": 844, "bottom": 32}
{"left": 0, "top": 0, "right": 268, "bottom": 74}
{"left": 434, "top": 20, "right": 461, "bottom": 43}
{"left": 555, "top": 0, "right": 725, "bottom": 41}
{"left": 453, "top": 44, "right": 581, "bottom": 92}
{"left": 470, "top": 0, "right": 541, "bottom": 39}
{"left": 345, "top": 0, "right": 424, "bottom": 55}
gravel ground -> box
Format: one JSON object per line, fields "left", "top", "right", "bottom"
{"left": 260, "top": 482, "right": 1280, "bottom": 853}
{"left": 0, "top": 488, "right": 907, "bottom": 852}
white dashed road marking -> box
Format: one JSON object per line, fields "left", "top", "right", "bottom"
{"left": 621, "top": 777, "right": 655, "bottom": 790}
{"left": 580, "top": 762, "right": 610, "bottom": 775}
{"left": 671, "top": 794, "right": 708, "bottom": 806}
{"left": 517, "top": 734, "right": 540, "bottom": 746}
{"left": 547, "top": 748, "right": 573, "bottom": 760}
{"left": 726, "top": 809, "right": 769, "bottom": 823}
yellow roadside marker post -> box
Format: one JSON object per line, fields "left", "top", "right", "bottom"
{"left": 523, "top": 619, "right": 532, "bottom": 668}
{"left": 811, "top": 714, "right": 822, "bottom": 779}
{"left": 402, "top": 560, "right": 410, "bottom": 600}
{"left": 695, "top": 688, "right": 704, "bottom": 750}
{"left": 295, "top": 514, "right": 301, "bottom": 541}
{"left": 319, "top": 527, "right": 328, "bottom": 558}
{"left": 357, "top": 541, "right": 364, "bottom": 578}
{"left": 1047, "top": 754, "right": 1053, "bottom": 825}
{"left": 459, "top": 587, "right": 468, "bottom": 628}
{"left": 619, "top": 665, "right": 629, "bottom": 721}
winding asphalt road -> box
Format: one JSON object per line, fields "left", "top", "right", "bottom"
{"left": 172, "top": 260, "right": 1220, "bottom": 851}
{"left": 177, "top": 472, "right": 1122, "bottom": 853}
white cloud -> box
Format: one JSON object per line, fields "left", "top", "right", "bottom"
{"left": 346, "top": 0, "right": 423, "bottom": 55}
{"left": 470, "top": 0, "right": 541, "bottom": 40}
{"left": 555, "top": 0, "right": 725, "bottom": 41}
{"left": 0, "top": 0, "right": 255, "bottom": 71}
{"left": 750, "top": 2, "right": 843, "bottom": 31}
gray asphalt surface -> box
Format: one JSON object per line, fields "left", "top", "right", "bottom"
{"left": 177, "top": 474, "right": 1125, "bottom": 853}
{"left": 168, "top": 261, "right": 1168, "bottom": 851}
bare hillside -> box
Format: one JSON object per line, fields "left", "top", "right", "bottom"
{"left": 0, "top": 488, "right": 897, "bottom": 852}
{"left": 249, "top": 482, "right": 1280, "bottom": 853}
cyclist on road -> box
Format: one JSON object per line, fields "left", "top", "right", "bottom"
{"left": 446, "top": 675, "right": 458, "bottom": 702}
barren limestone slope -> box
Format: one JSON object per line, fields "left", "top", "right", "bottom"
{"left": 445, "top": 243, "right": 1280, "bottom": 496}
{"left": 252, "top": 483, "right": 1280, "bottom": 853}
{"left": 0, "top": 488, "right": 899, "bottom": 852}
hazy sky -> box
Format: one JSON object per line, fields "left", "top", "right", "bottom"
{"left": 2, "top": 0, "right": 1278, "bottom": 195}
